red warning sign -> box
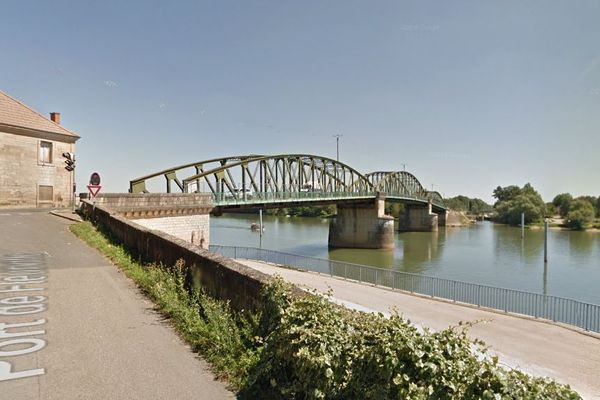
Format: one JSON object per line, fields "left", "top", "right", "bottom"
{"left": 87, "top": 185, "right": 102, "bottom": 198}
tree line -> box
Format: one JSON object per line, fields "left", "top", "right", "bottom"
{"left": 443, "top": 195, "right": 494, "bottom": 215}
{"left": 493, "top": 184, "right": 599, "bottom": 230}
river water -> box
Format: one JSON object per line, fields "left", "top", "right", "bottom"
{"left": 211, "top": 214, "right": 600, "bottom": 305}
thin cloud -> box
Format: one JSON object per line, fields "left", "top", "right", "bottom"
{"left": 104, "top": 80, "right": 118, "bottom": 88}
{"left": 580, "top": 55, "right": 600, "bottom": 81}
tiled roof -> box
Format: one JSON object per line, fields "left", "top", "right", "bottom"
{"left": 0, "top": 90, "right": 79, "bottom": 138}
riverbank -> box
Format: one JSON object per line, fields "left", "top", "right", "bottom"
{"left": 238, "top": 259, "right": 600, "bottom": 399}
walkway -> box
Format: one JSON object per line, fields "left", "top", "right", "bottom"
{"left": 239, "top": 259, "right": 600, "bottom": 400}
{"left": 0, "top": 211, "right": 233, "bottom": 400}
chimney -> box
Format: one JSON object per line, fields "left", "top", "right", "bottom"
{"left": 50, "top": 112, "right": 61, "bottom": 124}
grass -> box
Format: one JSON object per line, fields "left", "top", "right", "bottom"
{"left": 69, "top": 221, "right": 259, "bottom": 389}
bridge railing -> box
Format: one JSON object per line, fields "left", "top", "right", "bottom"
{"left": 211, "top": 190, "right": 445, "bottom": 208}
{"left": 212, "top": 191, "right": 378, "bottom": 206}
{"left": 209, "top": 245, "right": 600, "bottom": 333}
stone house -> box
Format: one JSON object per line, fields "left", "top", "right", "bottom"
{"left": 0, "top": 91, "right": 80, "bottom": 208}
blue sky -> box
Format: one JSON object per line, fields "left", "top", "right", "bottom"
{"left": 2, "top": 0, "right": 599, "bottom": 202}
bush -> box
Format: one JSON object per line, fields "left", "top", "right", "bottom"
{"left": 242, "top": 280, "right": 580, "bottom": 400}
{"left": 566, "top": 199, "right": 596, "bottom": 230}
{"left": 494, "top": 184, "right": 546, "bottom": 225}
{"left": 552, "top": 193, "right": 573, "bottom": 217}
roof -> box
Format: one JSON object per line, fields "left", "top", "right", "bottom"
{"left": 0, "top": 90, "right": 80, "bottom": 138}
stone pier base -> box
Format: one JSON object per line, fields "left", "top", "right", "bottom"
{"left": 328, "top": 193, "right": 395, "bottom": 249}
{"left": 397, "top": 202, "right": 439, "bottom": 232}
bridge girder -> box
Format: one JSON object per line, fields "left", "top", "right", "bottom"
{"left": 366, "top": 171, "right": 445, "bottom": 208}
{"left": 130, "top": 154, "right": 445, "bottom": 209}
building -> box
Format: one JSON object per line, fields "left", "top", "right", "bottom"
{"left": 0, "top": 91, "right": 80, "bottom": 208}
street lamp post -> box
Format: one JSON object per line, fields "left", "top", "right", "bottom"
{"left": 332, "top": 134, "right": 342, "bottom": 161}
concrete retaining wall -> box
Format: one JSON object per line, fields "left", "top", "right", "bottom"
{"left": 79, "top": 200, "right": 283, "bottom": 311}
{"left": 132, "top": 215, "right": 210, "bottom": 249}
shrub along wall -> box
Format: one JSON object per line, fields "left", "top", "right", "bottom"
{"left": 79, "top": 200, "right": 299, "bottom": 310}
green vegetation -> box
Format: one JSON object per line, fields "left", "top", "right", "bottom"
{"left": 493, "top": 184, "right": 546, "bottom": 225}
{"left": 551, "top": 193, "right": 599, "bottom": 229}
{"left": 444, "top": 195, "right": 493, "bottom": 214}
{"left": 552, "top": 193, "right": 573, "bottom": 218}
{"left": 267, "top": 205, "right": 336, "bottom": 218}
{"left": 566, "top": 199, "right": 596, "bottom": 230}
{"left": 71, "top": 221, "right": 581, "bottom": 399}
{"left": 385, "top": 202, "right": 406, "bottom": 218}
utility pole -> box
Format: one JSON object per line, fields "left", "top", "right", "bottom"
{"left": 332, "top": 134, "right": 342, "bottom": 161}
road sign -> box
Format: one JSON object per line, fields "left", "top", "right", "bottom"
{"left": 89, "top": 172, "right": 101, "bottom": 186}
{"left": 87, "top": 185, "right": 102, "bottom": 198}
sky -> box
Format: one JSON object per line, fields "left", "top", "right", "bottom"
{"left": 1, "top": 0, "right": 599, "bottom": 203}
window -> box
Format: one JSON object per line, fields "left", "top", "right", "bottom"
{"left": 38, "top": 185, "right": 53, "bottom": 202}
{"left": 39, "top": 141, "right": 52, "bottom": 164}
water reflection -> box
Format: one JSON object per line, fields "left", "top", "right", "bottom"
{"left": 211, "top": 214, "right": 600, "bottom": 304}
{"left": 397, "top": 230, "right": 444, "bottom": 274}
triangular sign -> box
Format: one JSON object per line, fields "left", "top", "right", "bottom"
{"left": 87, "top": 185, "right": 102, "bottom": 198}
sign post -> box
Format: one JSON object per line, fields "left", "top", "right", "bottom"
{"left": 87, "top": 172, "right": 102, "bottom": 205}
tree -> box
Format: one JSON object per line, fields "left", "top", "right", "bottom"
{"left": 566, "top": 199, "right": 595, "bottom": 230}
{"left": 544, "top": 202, "right": 556, "bottom": 218}
{"left": 597, "top": 196, "right": 600, "bottom": 217}
{"left": 552, "top": 193, "right": 573, "bottom": 217}
{"left": 493, "top": 183, "right": 546, "bottom": 225}
{"left": 444, "top": 195, "right": 492, "bottom": 214}
{"left": 493, "top": 185, "right": 521, "bottom": 205}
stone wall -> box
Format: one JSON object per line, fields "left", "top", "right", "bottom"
{"left": 87, "top": 193, "right": 213, "bottom": 248}
{"left": 0, "top": 130, "right": 74, "bottom": 208}
{"left": 79, "top": 201, "right": 300, "bottom": 311}
{"left": 446, "top": 210, "right": 472, "bottom": 227}
{"left": 132, "top": 214, "right": 210, "bottom": 249}
{"left": 89, "top": 193, "right": 213, "bottom": 212}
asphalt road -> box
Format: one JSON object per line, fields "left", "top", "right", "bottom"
{"left": 240, "top": 259, "right": 600, "bottom": 400}
{"left": 0, "top": 211, "right": 234, "bottom": 400}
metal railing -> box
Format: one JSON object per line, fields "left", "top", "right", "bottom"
{"left": 212, "top": 191, "right": 377, "bottom": 206}
{"left": 211, "top": 190, "right": 445, "bottom": 209}
{"left": 209, "top": 245, "right": 600, "bottom": 334}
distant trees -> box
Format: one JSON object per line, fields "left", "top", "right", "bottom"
{"left": 493, "top": 185, "right": 599, "bottom": 230}
{"left": 268, "top": 205, "right": 336, "bottom": 218}
{"left": 493, "top": 184, "right": 546, "bottom": 225}
{"left": 444, "top": 195, "right": 493, "bottom": 214}
{"left": 552, "top": 193, "right": 573, "bottom": 217}
{"left": 566, "top": 199, "right": 596, "bottom": 230}
{"left": 492, "top": 185, "right": 522, "bottom": 204}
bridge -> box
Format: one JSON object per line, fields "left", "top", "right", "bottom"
{"left": 128, "top": 154, "right": 447, "bottom": 249}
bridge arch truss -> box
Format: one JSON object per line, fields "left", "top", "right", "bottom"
{"left": 130, "top": 154, "right": 444, "bottom": 209}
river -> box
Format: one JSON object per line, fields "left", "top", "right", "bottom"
{"left": 211, "top": 214, "right": 600, "bottom": 305}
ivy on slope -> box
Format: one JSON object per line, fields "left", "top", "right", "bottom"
{"left": 242, "top": 279, "right": 581, "bottom": 400}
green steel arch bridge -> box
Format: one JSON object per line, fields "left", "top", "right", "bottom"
{"left": 129, "top": 154, "right": 445, "bottom": 212}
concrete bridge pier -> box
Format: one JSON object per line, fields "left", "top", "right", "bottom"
{"left": 328, "top": 193, "right": 395, "bottom": 249}
{"left": 397, "top": 201, "right": 439, "bottom": 232}
{"left": 436, "top": 210, "right": 447, "bottom": 227}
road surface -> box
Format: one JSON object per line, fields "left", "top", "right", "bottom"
{"left": 0, "top": 211, "right": 233, "bottom": 400}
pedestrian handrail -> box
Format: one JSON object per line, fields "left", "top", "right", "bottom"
{"left": 209, "top": 245, "right": 600, "bottom": 334}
